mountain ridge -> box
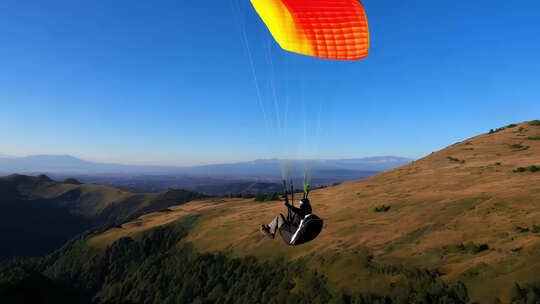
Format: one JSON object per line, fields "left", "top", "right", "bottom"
{"left": 0, "top": 154, "right": 412, "bottom": 176}
{"left": 0, "top": 155, "right": 411, "bottom": 194}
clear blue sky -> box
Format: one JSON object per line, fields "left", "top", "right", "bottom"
{"left": 1, "top": 0, "right": 539, "bottom": 165}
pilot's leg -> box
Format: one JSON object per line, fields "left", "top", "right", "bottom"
{"left": 268, "top": 213, "right": 286, "bottom": 236}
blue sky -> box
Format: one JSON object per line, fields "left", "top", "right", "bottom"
{"left": 1, "top": 0, "right": 539, "bottom": 165}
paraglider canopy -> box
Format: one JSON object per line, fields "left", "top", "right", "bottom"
{"left": 233, "top": 0, "right": 369, "bottom": 246}
{"left": 250, "top": 0, "right": 369, "bottom": 60}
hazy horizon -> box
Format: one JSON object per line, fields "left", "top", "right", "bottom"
{"left": 0, "top": 153, "right": 413, "bottom": 167}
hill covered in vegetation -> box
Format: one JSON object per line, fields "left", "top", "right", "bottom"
{"left": 0, "top": 174, "right": 204, "bottom": 260}
{"left": 3, "top": 219, "right": 469, "bottom": 304}
{"left": 2, "top": 120, "right": 540, "bottom": 303}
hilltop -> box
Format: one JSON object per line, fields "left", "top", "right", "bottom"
{"left": 2, "top": 121, "right": 540, "bottom": 303}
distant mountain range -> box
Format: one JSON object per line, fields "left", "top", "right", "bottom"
{"left": 0, "top": 154, "right": 413, "bottom": 177}
{"left": 0, "top": 155, "right": 413, "bottom": 194}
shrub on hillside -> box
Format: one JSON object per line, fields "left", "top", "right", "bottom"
{"left": 443, "top": 242, "right": 488, "bottom": 254}
{"left": 254, "top": 192, "right": 280, "bottom": 202}
{"left": 448, "top": 156, "right": 466, "bottom": 164}
{"left": 489, "top": 123, "right": 520, "bottom": 134}
{"left": 513, "top": 166, "right": 540, "bottom": 173}
{"left": 374, "top": 205, "right": 391, "bottom": 212}
{"left": 489, "top": 127, "right": 505, "bottom": 134}
{"left": 509, "top": 282, "right": 540, "bottom": 304}
{"left": 442, "top": 244, "right": 465, "bottom": 253}
{"left": 254, "top": 193, "right": 266, "bottom": 201}
{"left": 463, "top": 242, "right": 489, "bottom": 254}
{"left": 509, "top": 143, "right": 529, "bottom": 151}
{"left": 515, "top": 226, "right": 529, "bottom": 233}
{"left": 529, "top": 120, "right": 540, "bottom": 126}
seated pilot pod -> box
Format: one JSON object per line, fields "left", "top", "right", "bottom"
{"left": 279, "top": 213, "right": 323, "bottom": 246}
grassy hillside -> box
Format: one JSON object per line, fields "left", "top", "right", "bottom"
{"left": 2, "top": 120, "right": 539, "bottom": 303}
{"left": 0, "top": 175, "right": 204, "bottom": 260}
{"left": 81, "top": 121, "right": 540, "bottom": 303}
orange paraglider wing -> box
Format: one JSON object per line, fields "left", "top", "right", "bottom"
{"left": 250, "top": 0, "right": 369, "bottom": 60}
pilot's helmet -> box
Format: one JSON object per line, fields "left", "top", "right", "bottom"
{"left": 300, "top": 198, "right": 310, "bottom": 206}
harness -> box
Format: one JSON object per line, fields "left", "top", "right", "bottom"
{"left": 280, "top": 177, "right": 323, "bottom": 246}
